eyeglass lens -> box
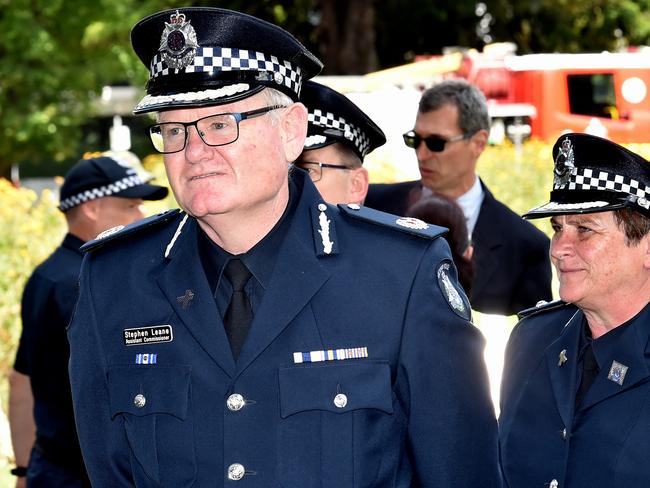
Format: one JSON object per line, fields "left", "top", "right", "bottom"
{"left": 403, "top": 132, "right": 447, "bottom": 152}
{"left": 150, "top": 113, "right": 240, "bottom": 154}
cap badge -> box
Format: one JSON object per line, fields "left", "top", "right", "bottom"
{"left": 159, "top": 10, "right": 199, "bottom": 70}
{"left": 554, "top": 137, "right": 576, "bottom": 187}
{"left": 396, "top": 217, "right": 429, "bottom": 230}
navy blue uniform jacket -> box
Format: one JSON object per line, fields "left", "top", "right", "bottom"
{"left": 365, "top": 180, "right": 552, "bottom": 316}
{"left": 68, "top": 172, "right": 500, "bottom": 487}
{"left": 500, "top": 302, "right": 650, "bottom": 487}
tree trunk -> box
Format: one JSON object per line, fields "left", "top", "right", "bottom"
{"left": 317, "top": 0, "right": 378, "bottom": 75}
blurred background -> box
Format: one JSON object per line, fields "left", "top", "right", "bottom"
{"left": 4, "top": 1, "right": 650, "bottom": 484}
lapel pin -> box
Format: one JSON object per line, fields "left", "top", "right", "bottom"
{"left": 176, "top": 289, "right": 195, "bottom": 310}
{"left": 607, "top": 360, "right": 628, "bottom": 386}
{"left": 558, "top": 349, "right": 568, "bottom": 367}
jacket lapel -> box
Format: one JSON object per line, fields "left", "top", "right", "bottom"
{"left": 234, "top": 180, "right": 331, "bottom": 374}
{"left": 578, "top": 309, "right": 650, "bottom": 411}
{"left": 545, "top": 309, "right": 582, "bottom": 427}
{"left": 156, "top": 218, "right": 236, "bottom": 376}
{"left": 469, "top": 184, "right": 504, "bottom": 300}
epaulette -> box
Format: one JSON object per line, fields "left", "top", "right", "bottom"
{"left": 81, "top": 208, "right": 182, "bottom": 253}
{"left": 337, "top": 203, "right": 447, "bottom": 239}
{"left": 517, "top": 299, "right": 570, "bottom": 320}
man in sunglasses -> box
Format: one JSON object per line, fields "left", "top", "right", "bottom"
{"left": 295, "top": 80, "right": 385, "bottom": 205}
{"left": 66, "top": 7, "right": 500, "bottom": 487}
{"left": 366, "top": 79, "right": 552, "bottom": 316}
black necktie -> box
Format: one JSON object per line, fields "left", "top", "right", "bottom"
{"left": 575, "top": 343, "right": 599, "bottom": 408}
{"left": 223, "top": 259, "right": 252, "bottom": 360}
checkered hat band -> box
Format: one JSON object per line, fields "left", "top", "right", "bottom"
{"left": 59, "top": 175, "right": 145, "bottom": 211}
{"left": 557, "top": 167, "right": 650, "bottom": 200}
{"left": 308, "top": 109, "right": 371, "bottom": 157}
{"left": 150, "top": 47, "right": 302, "bottom": 95}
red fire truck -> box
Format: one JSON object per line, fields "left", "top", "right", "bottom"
{"left": 421, "top": 46, "right": 650, "bottom": 143}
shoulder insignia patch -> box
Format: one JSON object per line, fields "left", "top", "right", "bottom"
{"left": 436, "top": 260, "right": 471, "bottom": 320}
{"left": 338, "top": 203, "right": 446, "bottom": 240}
{"left": 517, "top": 300, "right": 570, "bottom": 320}
{"left": 81, "top": 208, "right": 182, "bottom": 253}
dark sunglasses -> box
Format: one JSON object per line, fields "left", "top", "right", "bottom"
{"left": 402, "top": 130, "right": 470, "bottom": 152}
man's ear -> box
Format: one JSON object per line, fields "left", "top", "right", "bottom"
{"left": 470, "top": 129, "right": 489, "bottom": 157}
{"left": 349, "top": 167, "right": 369, "bottom": 205}
{"left": 77, "top": 199, "right": 100, "bottom": 223}
{"left": 642, "top": 232, "right": 650, "bottom": 270}
{"left": 281, "top": 102, "right": 308, "bottom": 162}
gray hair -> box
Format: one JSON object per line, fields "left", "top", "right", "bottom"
{"left": 419, "top": 80, "right": 490, "bottom": 135}
{"left": 261, "top": 88, "right": 294, "bottom": 123}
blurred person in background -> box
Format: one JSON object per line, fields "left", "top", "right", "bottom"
{"left": 365, "top": 79, "right": 552, "bottom": 316}
{"left": 8, "top": 155, "right": 167, "bottom": 488}
{"left": 406, "top": 193, "right": 475, "bottom": 295}
{"left": 295, "top": 80, "right": 385, "bottom": 205}
{"left": 500, "top": 133, "right": 650, "bottom": 487}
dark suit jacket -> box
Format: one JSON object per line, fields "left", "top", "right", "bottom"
{"left": 68, "top": 171, "right": 501, "bottom": 487}
{"left": 500, "top": 302, "right": 650, "bottom": 487}
{"left": 366, "top": 180, "right": 552, "bottom": 315}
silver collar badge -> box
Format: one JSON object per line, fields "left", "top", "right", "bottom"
{"left": 318, "top": 203, "right": 334, "bottom": 254}
{"left": 159, "top": 10, "right": 199, "bottom": 70}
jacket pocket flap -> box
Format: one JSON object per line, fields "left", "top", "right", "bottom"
{"left": 107, "top": 365, "right": 191, "bottom": 420}
{"left": 279, "top": 361, "right": 393, "bottom": 418}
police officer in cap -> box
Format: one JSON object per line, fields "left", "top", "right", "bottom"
{"left": 295, "top": 80, "right": 385, "bottom": 205}
{"left": 9, "top": 154, "right": 167, "bottom": 487}
{"left": 67, "top": 8, "right": 500, "bottom": 487}
{"left": 499, "top": 133, "right": 650, "bottom": 487}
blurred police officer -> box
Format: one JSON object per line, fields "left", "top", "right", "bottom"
{"left": 67, "top": 8, "right": 500, "bottom": 487}
{"left": 295, "top": 80, "right": 385, "bottom": 204}
{"left": 8, "top": 155, "right": 167, "bottom": 488}
{"left": 499, "top": 133, "right": 650, "bottom": 487}
{"left": 366, "top": 79, "right": 552, "bottom": 316}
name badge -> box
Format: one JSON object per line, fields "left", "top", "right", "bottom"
{"left": 123, "top": 325, "right": 173, "bottom": 346}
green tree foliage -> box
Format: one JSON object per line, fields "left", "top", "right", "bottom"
{"left": 488, "top": 0, "right": 650, "bottom": 53}
{"left": 3, "top": 0, "right": 650, "bottom": 175}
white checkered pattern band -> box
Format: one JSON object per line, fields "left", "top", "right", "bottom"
{"left": 308, "top": 109, "right": 370, "bottom": 157}
{"left": 150, "top": 47, "right": 303, "bottom": 96}
{"left": 557, "top": 167, "right": 650, "bottom": 200}
{"left": 59, "top": 173, "right": 145, "bottom": 211}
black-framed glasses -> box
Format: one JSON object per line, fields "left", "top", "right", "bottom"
{"left": 402, "top": 130, "right": 471, "bottom": 152}
{"left": 148, "top": 105, "right": 286, "bottom": 154}
{"left": 294, "top": 161, "right": 351, "bottom": 182}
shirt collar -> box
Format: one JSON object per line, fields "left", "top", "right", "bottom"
{"left": 197, "top": 176, "right": 299, "bottom": 292}
{"left": 63, "top": 233, "right": 85, "bottom": 255}
{"left": 455, "top": 174, "right": 484, "bottom": 235}
{"left": 579, "top": 315, "right": 633, "bottom": 370}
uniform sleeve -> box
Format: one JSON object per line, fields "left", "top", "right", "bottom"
{"left": 15, "top": 273, "right": 53, "bottom": 375}
{"left": 397, "top": 238, "right": 502, "bottom": 487}
{"left": 67, "top": 255, "right": 135, "bottom": 487}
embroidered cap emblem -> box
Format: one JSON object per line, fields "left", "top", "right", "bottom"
{"left": 159, "top": 10, "right": 199, "bottom": 70}
{"left": 554, "top": 137, "right": 576, "bottom": 187}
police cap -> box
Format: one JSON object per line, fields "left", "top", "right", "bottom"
{"left": 301, "top": 80, "right": 386, "bottom": 161}
{"left": 58, "top": 156, "right": 168, "bottom": 212}
{"left": 524, "top": 133, "right": 650, "bottom": 219}
{"left": 131, "top": 7, "right": 323, "bottom": 114}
